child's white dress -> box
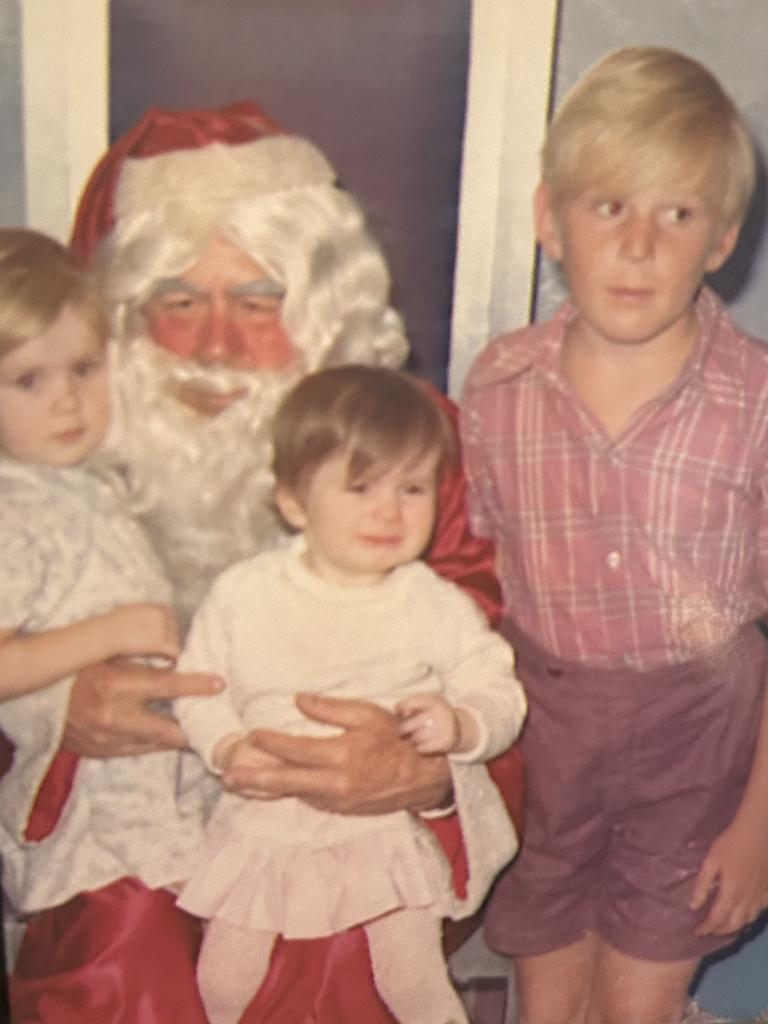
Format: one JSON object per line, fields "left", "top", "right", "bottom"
{"left": 0, "top": 460, "right": 204, "bottom": 915}
{"left": 174, "top": 539, "right": 525, "bottom": 937}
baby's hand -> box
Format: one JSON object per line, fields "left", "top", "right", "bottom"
{"left": 103, "top": 603, "right": 181, "bottom": 661}
{"left": 397, "top": 694, "right": 460, "bottom": 755}
{"left": 214, "top": 734, "right": 283, "bottom": 799}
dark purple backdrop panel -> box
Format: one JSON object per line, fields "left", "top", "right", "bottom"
{"left": 109, "top": 0, "right": 471, "bottom": 388}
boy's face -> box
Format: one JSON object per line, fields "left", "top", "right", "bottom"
{"left": 0, "top": 305, "right": 110, "bottom": 466}
{"left": 275, "top": 448, "right": 439, "bottom": 587}
{"left": 535, "top": 180, "right": 740, "bottom": 351}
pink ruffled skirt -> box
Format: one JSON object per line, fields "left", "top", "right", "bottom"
{"left": 177, "top": 813, "right": 451, "bottom": 938}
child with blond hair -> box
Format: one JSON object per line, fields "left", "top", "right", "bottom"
{"left": 0, "top": 228, "right": 202, "bottom": 928}
{"left": 462, "top": 47, "right": 768, "bottom": 1024}
{"left": 174, "top": 364, "right": 527, "bottom": 1024}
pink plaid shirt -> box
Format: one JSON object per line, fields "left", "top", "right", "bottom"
{"left": 461, "top": 287, "right": 768, "bottom": 669}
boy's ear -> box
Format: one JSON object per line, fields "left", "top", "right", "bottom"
{"left": 275, "top": 485, "right": 307, "bottom": 531}
{"left": 534, "top": 182, "right": 564, "bottom": 262}
{"left": 705, "top": 221, "right": 741, "bottom": 274}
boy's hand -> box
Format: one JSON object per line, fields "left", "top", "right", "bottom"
{"left": 691, "top": 814, "right": 768, "bottom": 935}
{"left": 102, "top": 602, "right": 181, "bottom": 660}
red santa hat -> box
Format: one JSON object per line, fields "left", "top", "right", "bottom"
{"left": 70, "top": 100, "right": 337, "bottom": 264}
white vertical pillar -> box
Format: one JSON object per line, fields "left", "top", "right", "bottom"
{"left": 449, "top": 0, "right": 559, "bottom": 396}
{"left": 21, "top": 0, "right": 109, "bottom": 241}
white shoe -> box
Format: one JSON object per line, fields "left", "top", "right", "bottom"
{"left": 682, "top": 999, "right": 734, "bottom": 1022}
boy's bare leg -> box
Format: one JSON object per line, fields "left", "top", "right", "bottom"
{"left": 591, "top": 942, "right": 698, "bottom": 1024}
{"left": 514, "top": 933, "right": 597, "bottom": 1024}
{"left": 514, "top": 933, "right": 699, "bottom": 1024}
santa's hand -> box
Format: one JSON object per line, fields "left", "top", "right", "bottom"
{"left": 691, "top": 813, "right": 768, "bottom": 936}
{"left": 223, "top": 692, "right": 452, "bottom": 815}
{"left": 63, "top": 659, "right": 223, "bottom": 757}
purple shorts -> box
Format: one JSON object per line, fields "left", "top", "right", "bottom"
{"left": 486, "top": 623, "right": 767, "bottom": 962}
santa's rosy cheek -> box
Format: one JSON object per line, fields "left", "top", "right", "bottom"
{"left": 147, "top": 310, "right": 298, "bottom": 369}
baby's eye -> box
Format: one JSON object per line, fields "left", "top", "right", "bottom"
{"left": 15, "top": 371, "right": 40, "bottom": 391}
{"left": 402, "top": 480, "right": 435, "bottom": 497}
{"left": 346, "top": 481, "right": 370, "bottom": 495}
{"left": 72, "top": 357, "right": 103, "bottom": 377}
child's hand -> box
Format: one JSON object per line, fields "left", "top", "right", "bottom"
{"left": 691, "top": 812, "right": 768, "bottom": 936}
{"left": 103, "top": 602, "right": 181, "bottom": 661}
{"left": 215, "top": 734, "right": 284, "bottom": 798}
{"left": 397, "top": 694, "right": 460, "bottom": 755}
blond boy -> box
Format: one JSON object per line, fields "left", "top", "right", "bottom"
{"left": 461, "top": 47, "right": 768, "bottom": 1024}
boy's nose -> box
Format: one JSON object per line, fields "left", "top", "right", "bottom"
{"left": 620, "top": 214, "right": 656, "bottom": 261}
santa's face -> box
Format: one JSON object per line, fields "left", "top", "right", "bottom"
{"left": 142, "top": 236, "right": 298, "bottom": 416}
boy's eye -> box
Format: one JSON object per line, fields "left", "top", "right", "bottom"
{"left": 664, "top": 206, "right": 693, "bottom": 224}
{"left": 595, "top": 199, "right": 624, "bottom": 218}
{"left": 346, "top": 482, "right": 369, "bottom": 495}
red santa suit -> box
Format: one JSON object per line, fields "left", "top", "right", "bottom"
{"left": 6, "top": 102, "right": 524, "bottom": 1024}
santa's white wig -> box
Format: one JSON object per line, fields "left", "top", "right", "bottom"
{"left": 74, "top": 107, "right": 409, "bottom": 618}
{"left": 95, "top": 135, "right": 408, "bottom": 375}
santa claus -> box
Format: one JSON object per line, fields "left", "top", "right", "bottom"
{"left": 8, "top": 102, "right": 523, "bottom": 1023}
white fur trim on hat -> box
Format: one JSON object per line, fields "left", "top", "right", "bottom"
{"left": 115, "top": 136, "right": 337, "bottom": 220}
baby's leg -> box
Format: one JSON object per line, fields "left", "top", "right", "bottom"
{"left": 196, "top": 918, "right": 277, "bottom": 1024}
{"left": 365, "top": 907, "right": 469, "bottom": 1024}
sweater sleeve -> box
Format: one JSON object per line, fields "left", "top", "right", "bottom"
{"left": 429, "top": 573, "right": 526, "bottom": 762}
{"left": 174, "top": 578, "right": 245, "bottom": 772}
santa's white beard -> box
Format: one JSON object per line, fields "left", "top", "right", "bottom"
{"left": 103, "top": 336, "right": 304, "bottom": 625}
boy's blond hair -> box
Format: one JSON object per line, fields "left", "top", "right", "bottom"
{"left": 272, "top": 364, "right": 456, "bottom": 497}
{"left": 0, "top": 228, "right": 107, "bottom": 356}
{"left": 542, "top": 46, "right": 756, "bottom": 227}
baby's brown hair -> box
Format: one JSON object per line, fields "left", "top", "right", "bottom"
{"left": 272, "top": 365, "right": 456, "bottom": 497}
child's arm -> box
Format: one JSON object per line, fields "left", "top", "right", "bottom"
{"left": 0, "top": 603, "right": 180, "bottom": 702}
{"left": 691, "top": 683, "right": 768, "bottom": 934}
{"left": 397, "top": 693, "right": 480, "bottom": 756}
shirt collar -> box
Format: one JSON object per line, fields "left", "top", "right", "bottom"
{"left": 468, "top": 284, "right": 727, "bottom": 396}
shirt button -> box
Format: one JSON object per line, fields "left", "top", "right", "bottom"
{"left": 606, "top": 551, "right": 621, "bottom": 570}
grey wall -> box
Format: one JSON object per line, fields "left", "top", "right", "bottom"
{"left": 0, "top": 0, "right": 26, "bottom": 226}
{"left": 109, "top": 0, "right": 471, "bottom": 389}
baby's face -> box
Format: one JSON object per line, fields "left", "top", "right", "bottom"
{"left": 0, "top": 305, "right": 110, "bottom": 467}
{"left": 278, "top": 448, "right": 440, "bottom": 588}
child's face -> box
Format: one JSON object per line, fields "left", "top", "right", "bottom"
{"left": 0, "top": 304, "right": 109, "bottom": 466}
{"left": 535, "top": 180, "right": 740, "bottom": 351}
{"left": 276, "top": 448, "right": 439, "bottom": 587}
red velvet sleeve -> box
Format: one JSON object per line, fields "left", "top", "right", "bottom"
{"left": 425, "top": 388, "right": 504, "bottom": 626}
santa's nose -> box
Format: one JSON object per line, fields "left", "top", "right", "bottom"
{"left": 196, "top": 309, "right": 241, "bottom": 365}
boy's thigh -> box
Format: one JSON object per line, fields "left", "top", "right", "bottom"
{"left": 486, "top": 639, "right": 765, "bottom": 962}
